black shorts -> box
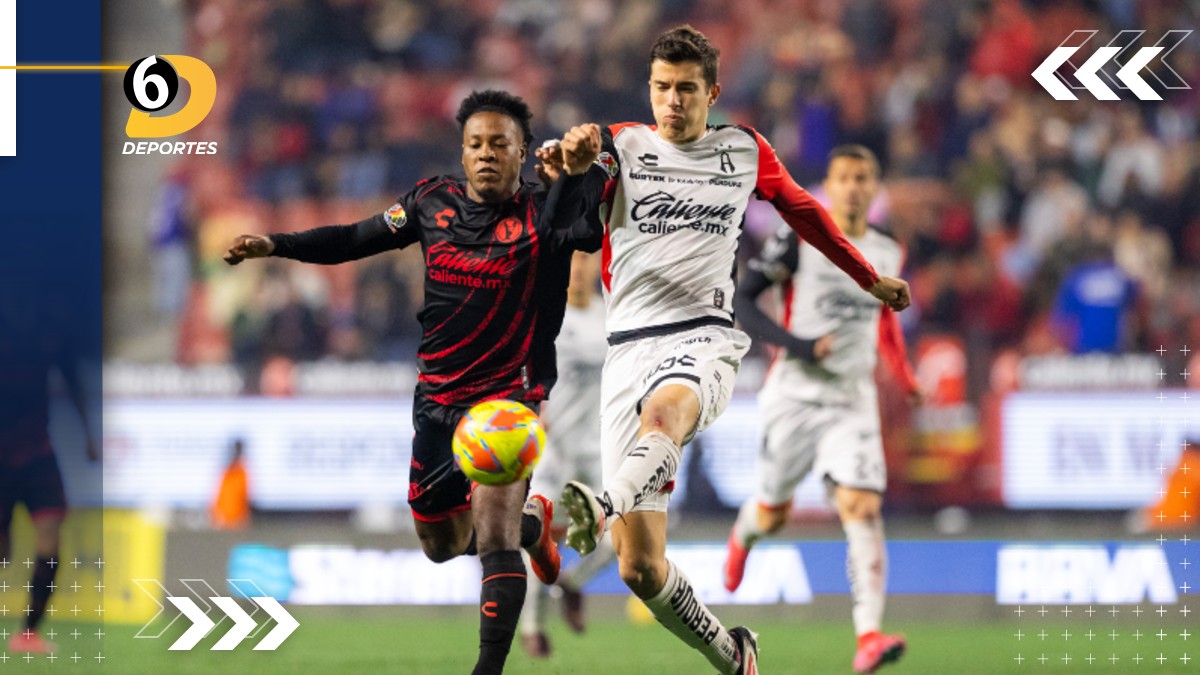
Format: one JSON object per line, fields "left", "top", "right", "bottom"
{"left": 407, "top": 397, "right": 474, "bottom": 522}
{"left": 0, "top": 454, "right": 67, "bottom": 533}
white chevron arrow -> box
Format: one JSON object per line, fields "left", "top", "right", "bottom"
{"left": 1116, "top": 47, "right": 1164, "bottom": 101}
{"left": 1032, "top": 46, "right": 1080, "bottom": 100}
{"left": 210, "top": 597, "right": 257, "bottom": 650}
{"left": 252, "top": 597, "right": 300, "bottom": 650}
{"left": 1075, "top": 46, "right": 1121, "bottom": 100}
{"left": 167, "top": 597, "right": 215, "bottom": 651}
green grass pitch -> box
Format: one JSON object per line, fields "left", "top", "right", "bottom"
{"left": 5, "top": 603, "right": 1196, "bottom": 674}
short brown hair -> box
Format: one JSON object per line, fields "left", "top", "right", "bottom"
{"left": 827, "top": 144, "right": 881, "bottom": 179}
{"left": 649, "top": 25, "right": 719, "bottom": 87}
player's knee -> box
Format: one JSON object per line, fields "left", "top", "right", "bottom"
{"left": 617, "top": 553, "right": 666, "bottom": 598}
{"left": 418, "top": 534, "right": 461, "bottom": 563}
{"left": 762, "top": 508, "right": 788, "bottom": 533}
{"left": 838, "top": 491, "right": 882, "bottom": 523}
{"left": 638, "top": 401, "right": 690, "bottom": 444}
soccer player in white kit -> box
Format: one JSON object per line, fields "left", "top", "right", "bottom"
{"left": 558, "top": 26, "right": 911, "bottom": 675}
{"left": 520, "top": 250, "right": 617, "bottom": 658}
{"left": 723, "top": 145, "right": 921, "bottom": 674}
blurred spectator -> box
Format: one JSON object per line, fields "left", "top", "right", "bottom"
{"left": 148, "top": 170, "right": 195, "bottom": 319}
{"left": 129, "top": 0, "right": 1198, "bottom": 388}
{"left": 212, "top": 438, "right": 251, "bottom": 529}
{"left": 1050, "top": 221, "right": 1143, "bottom": 354}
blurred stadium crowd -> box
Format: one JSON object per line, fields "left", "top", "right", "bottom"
{"left": 139, "top": 0, "right": 1200, "bottom": 398}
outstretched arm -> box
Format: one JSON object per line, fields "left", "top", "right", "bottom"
{"left": 225, "top": 214, "right": 412, "bottom": 266}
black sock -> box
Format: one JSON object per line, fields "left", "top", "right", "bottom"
{"left": 472, "top": 550, "right": 526, "bottom": 675}
{"left": 519, "top": 512, "right": 540, "bottom": 549}
{"left": 24, "top": 555, "right": 58, "bottom": 632}
{"left": 462, "top": 514, "right": 539, "bottom": 557}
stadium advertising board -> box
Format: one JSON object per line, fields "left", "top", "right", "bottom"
{"left": 1001, "top": 392, "right": 1191, "bottom": 509}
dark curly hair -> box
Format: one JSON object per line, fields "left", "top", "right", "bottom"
{"left": 649, "top": 25, "right": 720, "bottom": 87}
{"left": 455, "top": 90, "right": 534, "bottom": 146}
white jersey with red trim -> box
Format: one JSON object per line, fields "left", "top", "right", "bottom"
{"left": 758, "top": 225, "right": 904, "bottom": 406}
{"left": 598, "top": 123, "right": 880, "bottom": 339}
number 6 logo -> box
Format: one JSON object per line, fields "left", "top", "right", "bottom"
{"left": 123, "top": 55, "right": 217, "bottom": 138}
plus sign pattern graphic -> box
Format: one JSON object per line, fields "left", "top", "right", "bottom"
{"left": 1011, "top": 346, "right": 1195, "bottom": 669}
{"left": 0, "top": 556, "right": 103, "bottom": 665}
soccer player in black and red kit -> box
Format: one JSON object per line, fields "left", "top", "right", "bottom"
{"left": 0, "top": 295, "right": 98, "bottom": 655}
{"left": 225, "top": 90, "right": 606, "bottom": 674}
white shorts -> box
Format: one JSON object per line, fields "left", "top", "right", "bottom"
{"left": 600, "top": 324, "right": 750, "bottom": 513}
{"left": 755, "top": 393, "right": 886, "bottom": 507}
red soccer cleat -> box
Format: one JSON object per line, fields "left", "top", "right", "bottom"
{"left": 853, "top": 631, "right": 906, "bottom": 673}
{"left": 523, "top": 494, "right": 561, "bottom": 585}
{"left": 724, "top": 528, "right": 750, "bottom": 592}
{"left": 9, "top": 628, "right": 56, "bottom": 654}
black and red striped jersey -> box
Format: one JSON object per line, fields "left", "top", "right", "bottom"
{"left": 269, "top": 169, "right": 606, "bottom": 410}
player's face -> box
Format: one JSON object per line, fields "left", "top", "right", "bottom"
{"left": 462, "top": 112, "right": 527, "bottom": 204}
{"left": 823, "top": 157, "right": 878, "bottom": 222}
{"left": 649, "top": 60, "right": 719, "bottom": 145}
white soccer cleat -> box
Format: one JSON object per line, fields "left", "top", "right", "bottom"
{"left": 560, "top": 481, "right": 605, "bottom": 556}
{"left": 730, "top": 626, "right": 759, "bottom": 675}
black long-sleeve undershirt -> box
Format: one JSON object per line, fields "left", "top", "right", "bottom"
{"left": 734, "top": 265, "right": 818, "bottom": 362}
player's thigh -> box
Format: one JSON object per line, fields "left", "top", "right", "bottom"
{"left": 637, "top": 326, "right": 749, "bottom": 443}
{"left": 814, "top": 408, "right": 887, "bottom": 498}
{"left": 407, "top": 404, "right": 474, "bottom": 524}
{"left": 755, "top": 396, "right": 824, "bottom": 507}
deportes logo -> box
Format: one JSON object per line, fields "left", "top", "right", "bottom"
{"left": 121, "top": 55, "right": 218, "bottom": 155}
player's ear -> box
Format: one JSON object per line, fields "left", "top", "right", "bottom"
{"left": 519, "top": 143, "right": 528, "bottom": 164}
{"left": 708, "top": 82, "right": 721, "bottom": 107}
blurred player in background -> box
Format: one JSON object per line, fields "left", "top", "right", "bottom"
{"left": 0, "top": 293, "right": 98, "bottom": 655}
{"left": 724, "top": 145, "right": 920, "bottom": 674}
{"left": 224, "top": 90, "right": 607, "bottom": 674}
{"left": 519, "top": 250, "right": 616, "bottom": 658}
{"left": 558, "top": 26, "right": 911, "bottom": 675}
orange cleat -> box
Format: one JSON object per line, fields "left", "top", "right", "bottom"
{"left": 523, "top": 494, "right": 561, "bottom": 585}
{"left": 8, "top": 629, "right": 56, "bottom": 654}
{"left": 724, "top": 528, "right": 750, "bottom": 592}
{"left": 853, "top": 631, "right": 906, "bottom": 673}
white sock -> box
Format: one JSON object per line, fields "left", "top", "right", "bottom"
{"left": 643, "top": 559, "right": 740, "bottom": 674}
{"left": 844, "top": 518, "right": 887, "bottom": 636}
{"left": 732, "top": 499, "right": 767, "bottom": 549}
{"left": 560, "top": 533, "right": 616, "bottom": 592}
{"left": 602, "top": 431, "right": 681, "bottom": 517}
{"left": 519, "top": 550, "right": 548, "bottom": 637}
